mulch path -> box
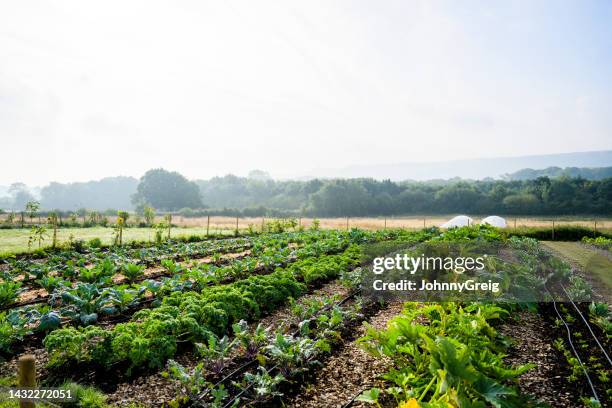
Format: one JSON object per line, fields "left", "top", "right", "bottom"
{"left": 499, "top": 310, "right": 583, "bottom": 407}
{"left": 287, "top": 301, "right": 404, "bottom": 408}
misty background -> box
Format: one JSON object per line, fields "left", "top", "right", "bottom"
{"left": 1, "top": 1, "right": 612, "bottom": 186}
{"left": 1, "top": 1, "right": 611, "bottom": 217}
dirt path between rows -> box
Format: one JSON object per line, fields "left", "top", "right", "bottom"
{"left": 287, "top": 301, "right": 404, "bottom": 408}
{"left": 499, "top": 310, "right": 582, "bottom": 407}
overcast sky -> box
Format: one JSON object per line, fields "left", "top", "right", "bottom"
{"left": 1, "top": 0, "right": 611, "bottom": 186}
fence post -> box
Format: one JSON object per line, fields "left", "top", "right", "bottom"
{"left": 423, "top": 218, "right": 426, "bottom": 229}
{"left": 51, "top": 215, "right": 58, "bottom": 248}
{"left": 18, "top": 354, "right": 36, "bottom": 408}
{"left": 235, "top": 216, "right": 239, "bottom": 236}
{"left": 594, "top": 220, "right": 597, "bottom": 235}
{"left": 346, "top": 217, "right": 349, "bottom": 231}
{"left": 206, "top": 215, "right": 210, "bottom": 236}
{"left": 167, "top": 214, "right": 172, "bottom": 239}
{"left": 514, "top": 218, "right": 517, "bottom": 229}
{"left": 384, "top": 218, "right": 387, "bottom": 229}
{"left": 552, "top": 220, "right": 555, "bottom": 241}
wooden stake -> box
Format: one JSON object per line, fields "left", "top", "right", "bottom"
{"left": 384, "top": 218, "right": 387, "bottom": 229}
{"left": 346, "top": 217, "right": 349, "bottom": 230}
{"left": 514, "top": 218, "right": 517, "bottom": 229}
{"left": 423, "top": 218, "right": 426, "bottom": 229}
{"left": 18, "top": 354, "right": 36, "bottom": 408}
{"left": 594, "top": 221, "right": 597, "bottom": 235}
{"left": 261, "top": 217, "right": 265, "bottom": 233}
{"left": 552, "top": 220, "right": 555, "bottom": 240}
{"left": 235, "top": 216, "right": 239, "bottom": 236}
{"left": 206, "top": 215, "right": 210, "bottom": 236}
{"left": 167, "top": 214, "right": 172, "bottom": 239}
{"left": 52, "top": 216, "right": 58, "bottom": 248}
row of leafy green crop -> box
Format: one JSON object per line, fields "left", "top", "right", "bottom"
{"left": 1, "top": 228, "right": 433, "bottom": 356}
{"left": 357, "top": 302, "right": 535, "bottom": 408}
{"left": 0, "top": 233, "right": 298, "bottom": 308}
{"left": 1, "top": 235, "right": 255, "bottom": 286}
{"left": 350, "top": 226, "right": 599, "bottom": 407}
{"left": 43, "top": 243, "right": 364, "bottom": 373}
{"left": 1, "top": 229, "right": 354, "bottom": 307}
{"left": 0, "top": 231, "right": 350, "bottom": 355}
{"left": 166, "top": 292, "right": 366, "bottom": 406}
{"left": 582, "top": 236, "right": 612, "bottom": 250}
{"left": 550, "top": 303, "right": 611, "bottom": 405}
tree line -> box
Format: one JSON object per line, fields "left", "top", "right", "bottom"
{"left": 2, "top": 168, "right": 611, "bottom": 216}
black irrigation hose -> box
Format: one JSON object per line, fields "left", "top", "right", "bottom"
{"left": 341, "top": 385, "right": 372, "bottom": 408}
{"left": 220, "top": 364, "right": 280, "bottom": 408}
{"left": 193, "top": 285, "right": 361, "bottom": 407}
{"left": 560, "top": 284, "right": 612, "bottom": 367}
{"left": 545, "top": 284, "right": 600, "bottom": 404}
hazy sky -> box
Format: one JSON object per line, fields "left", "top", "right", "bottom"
{"left": 1, "top": 0, "right": 611, "bottom": 185}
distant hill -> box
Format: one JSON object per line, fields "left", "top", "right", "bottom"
{"left": 306, "top": 150, "right": 612, "bottom": 181}
{"left": 504, "top": 166, "right": 612, "bottom": 181}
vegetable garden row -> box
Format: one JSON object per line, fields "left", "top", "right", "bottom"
{"left": 0, "top": 227, "right": 610, "bottom": 407}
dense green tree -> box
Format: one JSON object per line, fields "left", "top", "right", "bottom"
{"left": 132, "top": 168, "right": 202, "bottom": 211}
{"left": 502, "top": 194, "right": 541, "bottom": 214}
{"left": 4, "top": 169, "right": 612, "bottom": 216}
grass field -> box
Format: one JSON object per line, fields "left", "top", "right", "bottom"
{"left": 541, "top": 241, "right": 612, "bottom": 290}
{"left": 1, "top": 215, "right": 611, "bottom": 254}
{"left": 169, "top": 215, "right": 612, "bottom": 230}
{"left": 0, "top": 226, "right": 234, "bottom": 255}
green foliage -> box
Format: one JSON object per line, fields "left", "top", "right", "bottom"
{"left": 356, "top": 388, "right": 382, "bottom": 408}
{"left": 132, "top": 168, "right": 202, "bottom": 211}
{"left": 59, "top": 381, "right": 109, "bottom": 408}
{"left": 44, "top": 326, "right": 113, "bottom": 367}
{"left": 60, "top": 283, "right": 117, "bottom": 325}
{"left": 25, "top": 200, "right": 40, "bottom": 221}
{"left": 143, "top": 205, "right": 156, "bottom": 225}
{"left": 36, "top": 275, "right": 69, "bottom": 293}
{"left": 509, "top": 226, "right": 610, "bottom": 241}
{"left": 122, "top": 263, "right": 146, "bottom": 282}
{"left": 44, "top": 241, "right": 360, "bottom": 372}
{"left": 429, "top": 224, "right": 504, "bottom": 242}
{"left": 0, "top": 281, "right": 22, "bottom": 308}
{"left": 358, "top": 302, "right": 535, "bottom": 407}
{"left": 87, "top": 237, "right": 103, "bottom": 248}
{"left": 28, "top": 225, "right": 48, "bottom": 249}
{"left": 582, "top": 236, "right": 612, "bottom": 250}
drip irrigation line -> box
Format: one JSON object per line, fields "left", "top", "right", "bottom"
{"left": 220, "top": 364, "right": 280, "bottom": 408}
{"left": 341, "top": 385, "right": 373, "bottom": 408}
{"left": 560, "top": 284, "right": 611, "bottom": 367}
{"left": 545, "top": 284, "right": 600, "bottom": 404}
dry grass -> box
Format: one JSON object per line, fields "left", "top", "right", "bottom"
{"left": 1, "top": 215, "right": 610, "bottom": 255}
{"left": 167, "top": 215, "right": 612, "bottom": 231}
{"left": 2, "top": 214, "right": 611, "bottom": 231}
